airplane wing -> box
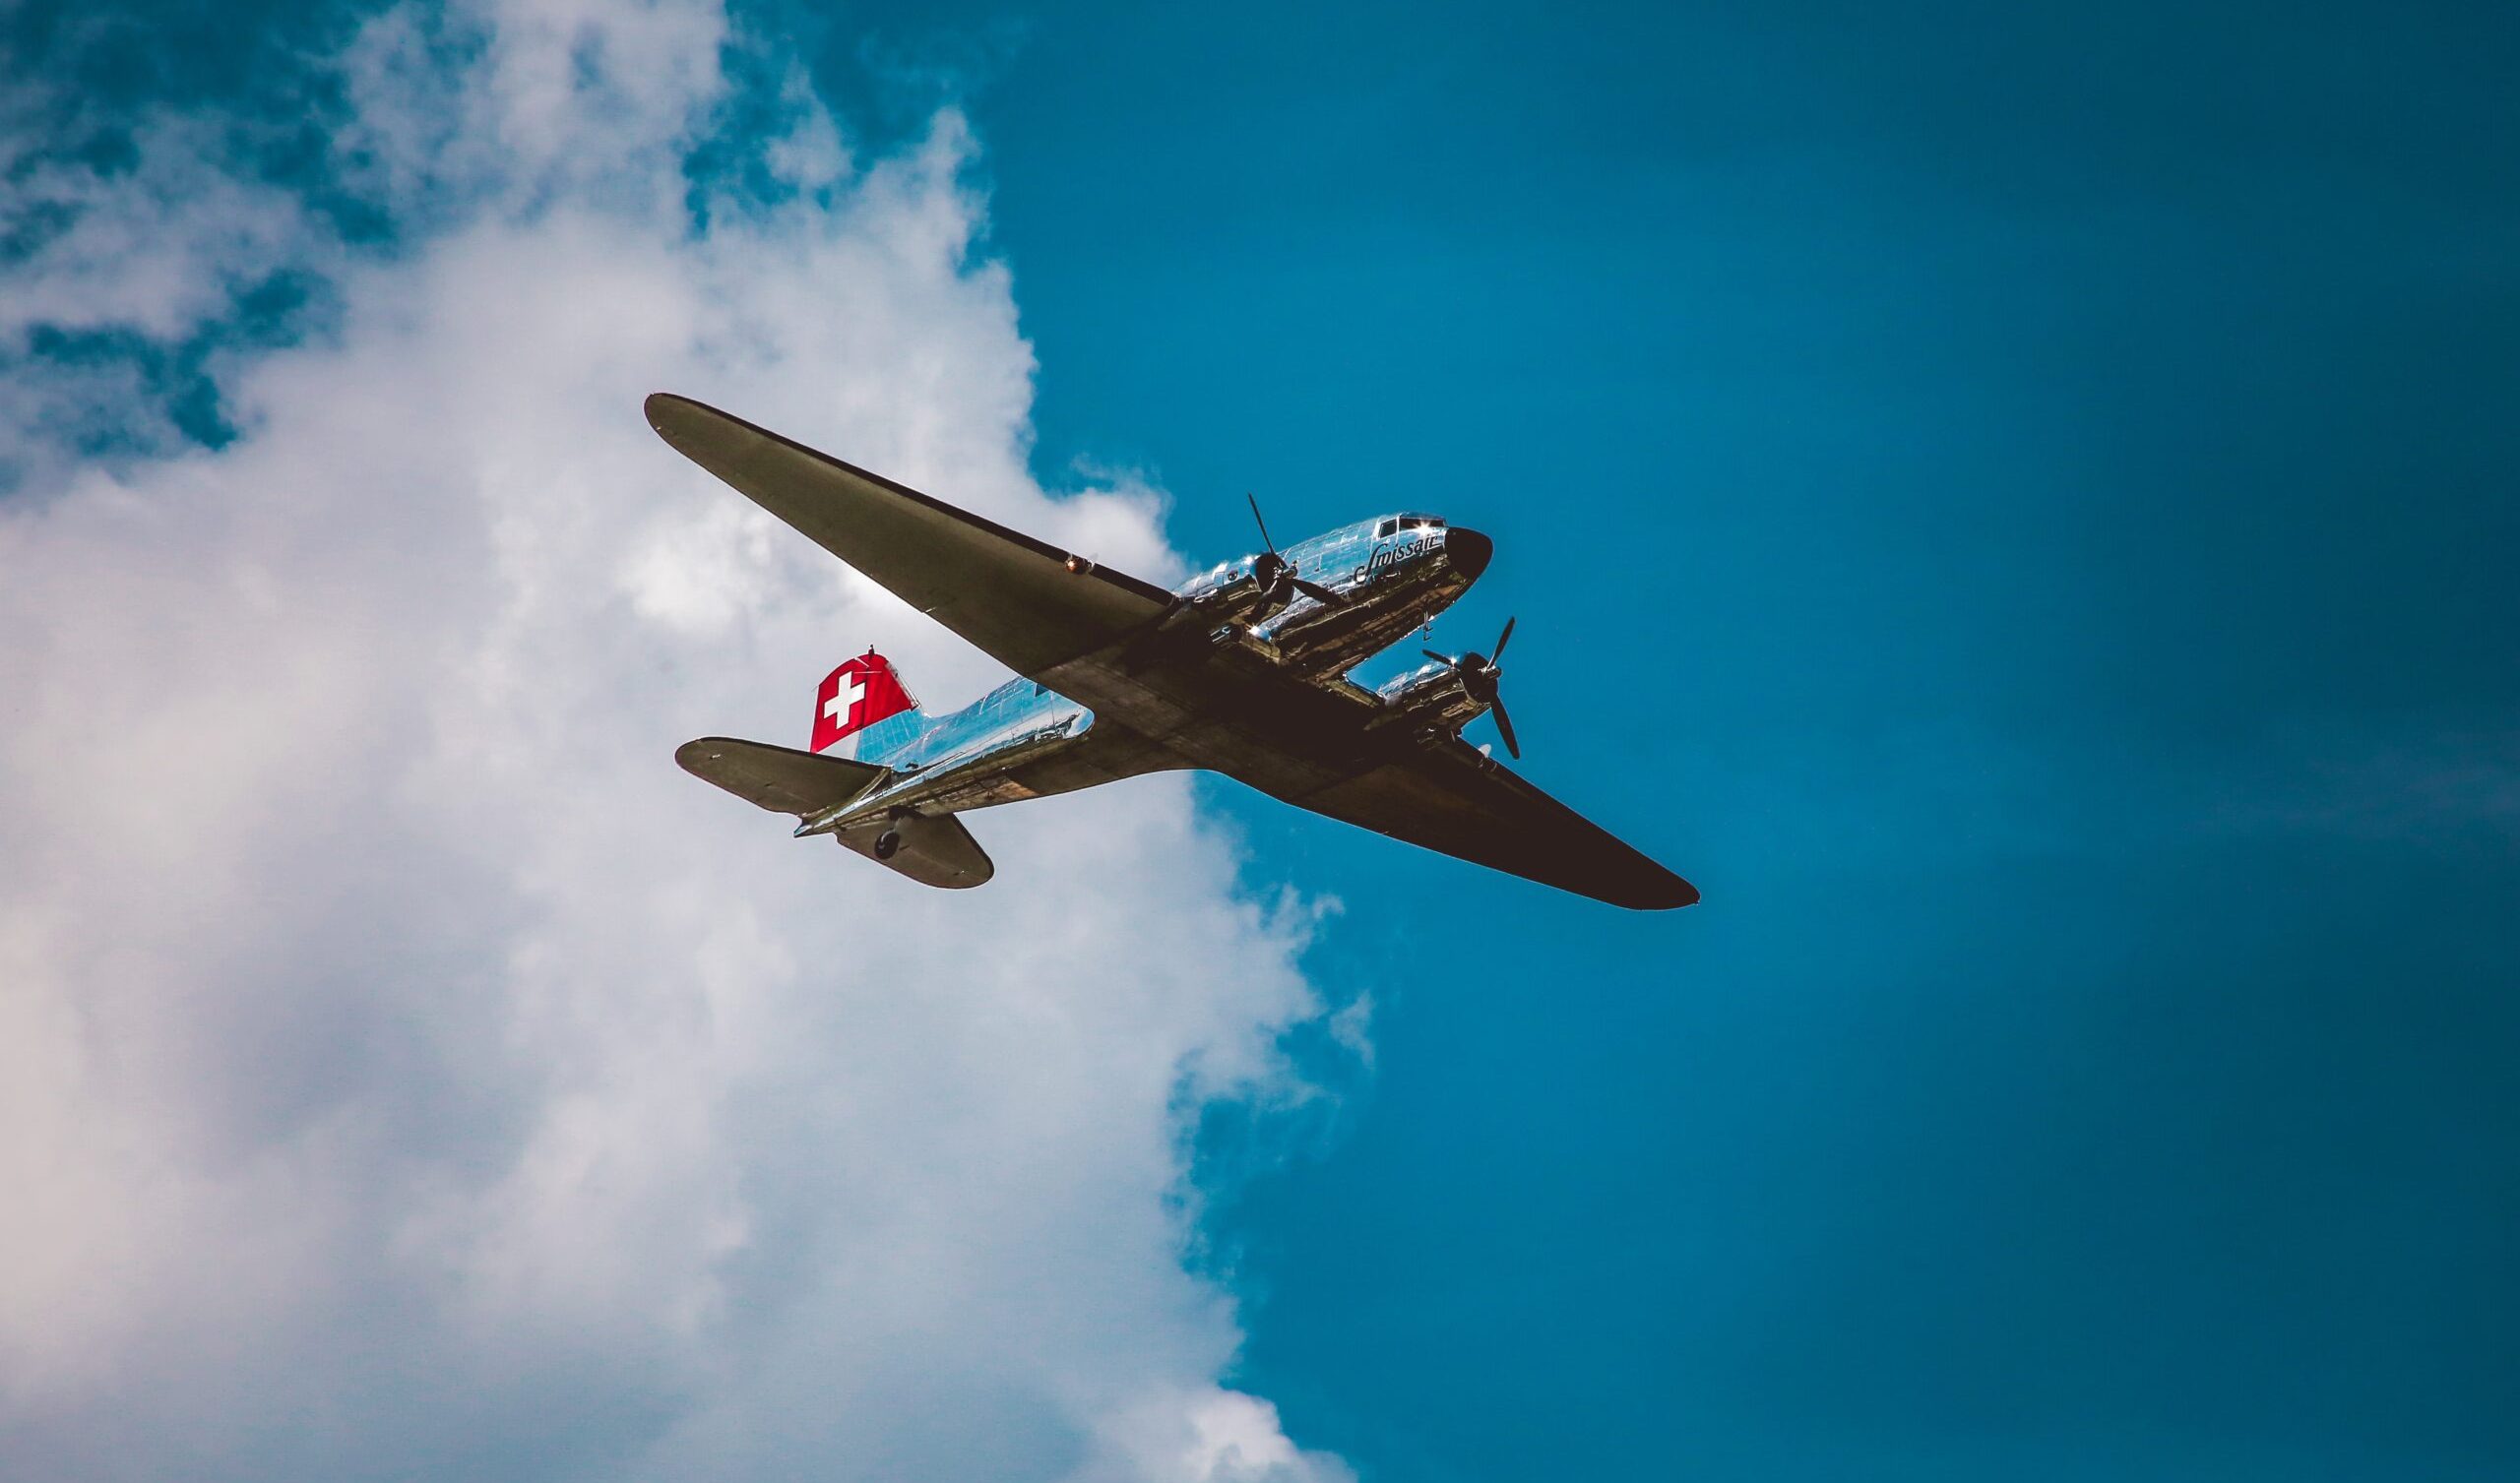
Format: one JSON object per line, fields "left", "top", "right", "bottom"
{"left": 1280, "top": 741, "right": 1700, "bottom": 909}
{"left": 647, "top": 394, "right": 1177, "bottom": 676}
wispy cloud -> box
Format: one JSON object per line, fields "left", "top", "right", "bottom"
{"left": 0, "top": 4, "right": 1351, "bottom": 1479}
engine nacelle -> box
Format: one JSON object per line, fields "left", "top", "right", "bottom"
{"left": 1373, "top": 661, "right": 1488, "bottom": 735}
{"left": 1171, "top": 559, "right": 1293, "bottom": 629}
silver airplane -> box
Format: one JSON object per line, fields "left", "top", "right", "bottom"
{"left": 652, "top": 394, "right": 1697, "bottom": 909}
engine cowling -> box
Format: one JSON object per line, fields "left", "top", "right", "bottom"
{"left": 1379, "top": 617, "right": 1522, "bottom": 757}
{"left": 1174, "top": 559, "right": 1293, "bottom": 629}
{"left": 1374, "top": 661, "right": 1488, "bottom": 735}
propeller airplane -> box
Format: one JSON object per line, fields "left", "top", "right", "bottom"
{"left": 651, "top": 394, "right": 1697, "bottom": 909}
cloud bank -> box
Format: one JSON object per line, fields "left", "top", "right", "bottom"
{"left": 0, "top": 5, "right": 1349, "bottom": 1480}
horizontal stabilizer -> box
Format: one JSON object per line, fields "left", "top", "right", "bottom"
{"left": 677, "top": 737, "right": 885, "bottom": 816}
{"left": 832, "top": 812, "right": 994, "bottom": 890}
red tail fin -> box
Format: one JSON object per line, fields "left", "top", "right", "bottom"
{"left": 811, "top": 650, "right": 918, "bottom": 755}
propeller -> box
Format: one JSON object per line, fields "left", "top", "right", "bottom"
{"left": 1420, "top": 615, "right": 1521, "bottom": 759}
{"left": 1247, "top": 493, "right": 1347, "bottom": 607}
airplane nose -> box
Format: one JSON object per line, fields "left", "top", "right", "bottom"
{"left": 1446, "top": 527, "right": 1493, "bottom": 582}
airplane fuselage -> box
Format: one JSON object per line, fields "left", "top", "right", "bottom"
{"left": 796, "top": 513, "right": 1489, "bottom": 837}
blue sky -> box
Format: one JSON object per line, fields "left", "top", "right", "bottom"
{"left": 5, "top": 2, "right": 2516, "bottom": 1481}
{"left": 885, "top": 5, "right": 2520, "bottom": 1478}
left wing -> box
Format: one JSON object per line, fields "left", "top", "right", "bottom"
{"left": 1278, "top": 741, "right": 1699, "bottom": 909}
{"left": 647, "top": 394, "right": 1177, "bottom": 677}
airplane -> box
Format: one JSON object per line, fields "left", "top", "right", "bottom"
{"left": 649, "top": 393, "right": 1698, "bottom": 909}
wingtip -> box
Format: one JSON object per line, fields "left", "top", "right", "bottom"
{"left": 673, "top": 736, "right": 729, "bottom": 774}
{"left": 644, "top": 390, "right": 696, "bottom": 436}
{"left": 647, "top": 392, "right": 746, "bottom": 450}
{"left": 1632, "top": 872, "right": 1701, "bottom": 910}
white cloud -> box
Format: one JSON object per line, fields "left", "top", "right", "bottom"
{"left": 0, "top": 5, "right": 1352, "bottom": 1480}
{"left": 0, "top": 116, "right": 323, "bottom": 344}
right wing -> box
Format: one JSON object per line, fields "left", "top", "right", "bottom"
{"left": 1283, "top": 741, "right": 1699, "bottom": 909}
{"left": 647, "top": 394, "right": 1176, "bottom": 677}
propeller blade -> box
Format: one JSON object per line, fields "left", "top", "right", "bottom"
{"left": 1487, "top": 695, "right": 1521, "bottom": 760}
{"left": 1245, "top": 492, "right": 1279, "bottom": 556}
{"left": 1490, "top": 616, "right": 1517, "bottom": 662}
{"left": 1292, "top": 577, "right": 1348, "bottom": 606}
{"left": 1421, "top": 649, "right": 1456, "bottom": 668}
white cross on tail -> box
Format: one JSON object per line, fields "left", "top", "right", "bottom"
{"left": 824, "top": 669, "right": 866, "bottom": 728}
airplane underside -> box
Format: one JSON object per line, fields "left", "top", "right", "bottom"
{"left": 746, "top": 549, "right": 1491, "bottom": 884}
{"left": 655, "top": 392, "right": 1699, "bottom": 909}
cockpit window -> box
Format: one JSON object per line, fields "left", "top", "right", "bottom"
{"left": 1375, "top": 519, "right": 1398, "bottom": 538}
{"left": 1376, "top": 515, "right": 1445, "bottom": 537}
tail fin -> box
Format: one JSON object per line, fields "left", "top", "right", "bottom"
{"left": 811, "top": 649, "right": 923, "bottom": 762}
